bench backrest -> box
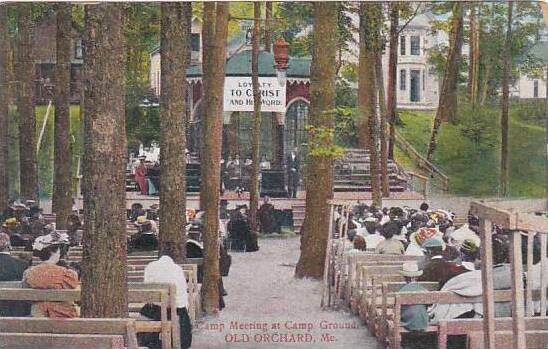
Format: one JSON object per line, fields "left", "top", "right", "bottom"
{"left": 440, "top": 316, "right": 547, "bottom": 334}
{"left": 0, "top": 317, "right": 138, "bottom": 349}
{"left": 468, "top": 330, "right": 548, "bottom": 349}
{"left": 0, "top": 288, "right": 172, "bottom": 349}
{"left": 0, "top": 332, "right": 125, "bottom": 349}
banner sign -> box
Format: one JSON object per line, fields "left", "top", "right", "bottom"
{"left": 223, "top": 77, "right": 286, "bottom": 113}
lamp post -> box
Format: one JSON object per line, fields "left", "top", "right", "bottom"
{"left": 273, "top": 37, "right": 289, "bottom": 87}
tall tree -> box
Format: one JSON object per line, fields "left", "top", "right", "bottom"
{"left": 248, "top": 2, "right": 261, "bottom": 249}
{"left": 80, "top": 3, "right": 128, "bottom": 318}
{"left": 386, "top": 4, "right": 398, "bottom": 160}
{"left": 200, "top": 1, "right": 228, "bottom": 314}
{"left": 0, "top": 5, "right": 9, "bottom": 210}
{"left": 376, "top": 52, "right": 390, "bottom": 197}
{"left": 500, "top": 2, "right": 513, "bottom": 197}
{"left": 159, "top": 2, "right": 190, "bottom": 263}
{"left": 264, "top": 2, "right": 272, "bottom": 52}
{"left": 16, "top": 3, "right": 38, "bottom": 201}
{"left": 359, "top": 2, "right": 382, "bottom": 207}
{"left": 426, "top": 3, "right": 464, "bottom": 162}
{"left": 53, "top": 3, "right": 72, "bottom": 229}
{"left": 467, "top": 4, "right": 480, "bottom": 107}
{"left": 295, "top": 1, "right": 336, "bottom": 279}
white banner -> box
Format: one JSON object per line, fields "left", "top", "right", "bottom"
{"left": 223, "top": 77, "right": 286, "bottom": 113}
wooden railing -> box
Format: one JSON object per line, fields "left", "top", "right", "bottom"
{"left": 407, "top": 171, "right": 429, "bottom": 198}
{"left": 393, "top": 130, "right": 449, "bottom": 191}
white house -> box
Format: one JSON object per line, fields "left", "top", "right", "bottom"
{"left": 511, "top": 72, "right": 547, "bottom": 99}
{"left": 386, "top": 13, "right": 443, "bottom": 109}
{"left": 344, "top": 12, "right": 443, "bottom": 110}
{"left": 149, "top": 17, "right": 203, "bottom": 96}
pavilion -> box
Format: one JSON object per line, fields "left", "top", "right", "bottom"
{"left": 185, "top": 49, "right": 311, "bottom": 170}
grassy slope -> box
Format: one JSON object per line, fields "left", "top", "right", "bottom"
{"left": 394, "top": 107, "right": 545, "bottom": 197}
{"left": 8, "top": 105, "right": 82, "bottom": 197}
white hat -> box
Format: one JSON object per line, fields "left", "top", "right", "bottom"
{"left": 399, "top": 262, "right": 423, "bottom": 277}
{"left": 449, "top": 224, "right": 481, "bottom": 247}
{"left": 32, "top": 231, "right": 70, "bottom": 251}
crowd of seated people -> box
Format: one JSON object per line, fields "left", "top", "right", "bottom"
{"left": 0, "top": 200, "right": 235, "bottom": 349}
{"left": 337, "top": 202, "right": 547, "bottom": 349}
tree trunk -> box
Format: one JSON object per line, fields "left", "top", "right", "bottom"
{"left": 480, "top": 62, "right": 490, "bottom": 105}
{"left": 359, "top": 3, "right": 382, "bottom": 207}
{"left": 80, "top": 4, "right": 128, "bottom": 318}
{"left": 295, "top": 2, "right": 336, "bottom": 279}
{"left": 200, "top": 1, "right": 228, "bottom": 315}
{"left": 386, "top": 4, "right": 398, "bottom": 160}
{"left": 0, "top": 6, "right": 9, "bottom": 211}
{"left": 226, "top": 114, "right": 239, "bottom": 157}
{"left": 426, "top": 3, "right": 464, "bottom": 162}
{"left": 53, "top": 3, "right": 73, "bottom": 229}
{"left": 467, "top": 4, "right": 479, "bottom": 107}
{"left": 500, "top": 2, "right": 513, "bottom": 197}
{"left": 159, "top": 2, "right": 190, "bottom": 263}
{"left": 264, "top": 2, "right": 272, "bottom": 52}
{"left": 16, "top": 4, "right": 38, "bottom": 201}
{"left": 248, "top": 2, "right": 261, "bottom": 242}
{"left": 376, "top": 52, "right": 390, "bottom": 197}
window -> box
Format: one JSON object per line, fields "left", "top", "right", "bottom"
{"left": 74, "top": 38, "right": 83, "bottom": 59}
{"left": 422, "top": 70, "right": 425, "bottom": 90}
{"left": 191, "top": 33, "right": 200, "bottom": 52}
{"left": 533, "top": 80, "right": 539, "bottom": 98}
{"left": 410, "top": 36, "right": 420, "bottom": 56}
{"left": 400, "top": 69, "right": 406, "bottom": 90}
{"left": 400, "top": 36, "right": 406, "bottom": 55}
{"left": 284, "top": 100, "right": 309, "bottom": 160}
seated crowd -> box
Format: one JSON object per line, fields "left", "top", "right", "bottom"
{"left": 337, "top": 202, "right": 547, "bottom": 349}
{"left": 0, "top": 199, "right": 236, "bottom": 349}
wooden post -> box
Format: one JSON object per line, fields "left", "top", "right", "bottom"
{"left": 525, "top": 232, "right": 534, "bottom": 316}
{"left": 479, "top": 218, "right": 495, "bottom": 349}
{"left": 321, "top": 204, "right": 335, "bottom": 308}
{"left": 540, "top": 232, "right": 547, "bottom": 316}
{"left": 510, "top": 230, "right": 526, "bottom": 349}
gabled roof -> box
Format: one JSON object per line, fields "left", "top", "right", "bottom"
{"left": 186, "top": 49, "right": 311, "bottom": 78}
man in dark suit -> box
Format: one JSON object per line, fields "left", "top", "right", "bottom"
{"left": 0, "top": 232, "right": 31, "bottom": 316}
{"left": 418, "top": 238, "right": 468, "bottom": 289}
{"left": 286, "top": 147, "right": 300, "bottom": 198}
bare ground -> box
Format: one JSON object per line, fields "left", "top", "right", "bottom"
{"left": 191, "top": 236, "right": 379, "bottom": 349}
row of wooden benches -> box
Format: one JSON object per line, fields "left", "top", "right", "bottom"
{"left": 0, "top": 282, "right": 180, "bottom": 349}
{"left": 336, "top": 253, "right": 547, "bottom": 349}
{"left": 4, "top": 248, "right": 205, "bottom": 349}
{"left": 10, "top": 250, "right": 203, "bottom": 323}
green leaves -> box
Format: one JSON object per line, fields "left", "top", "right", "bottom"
{"left": 306, "top": 124, "right": 344, "bottom": 159}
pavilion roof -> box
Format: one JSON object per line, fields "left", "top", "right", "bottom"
{"left": 186, "top": 49, "right": 311, "bottom": 78}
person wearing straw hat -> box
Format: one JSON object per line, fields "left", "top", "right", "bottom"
{"left": 23, "top": 232, "right": 79, "bottom": 318}
{"left": 398, "top": 262, "right": 429, "bottom": 333}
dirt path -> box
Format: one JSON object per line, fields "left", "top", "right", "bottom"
{"left": 191, "top": 236, "right": 379, "bottom": 349}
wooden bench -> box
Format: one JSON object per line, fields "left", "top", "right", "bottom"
{"left": 127, "top": 267, "right": 199, "bottom": 323}
{"left": 354, "top": 265, "right": 402, "bottom": 319}
{"left": 0, "top": 288, "right": 174, "bottom": 349}
{"left": 0, "top": 333, "right": 126, "bottom": 349}
{"left": 468, "top": 329, "right": 548, "bottom": 349}
{"left": 376, "top": 281, "right": 439, "bottom": 344}
{"left": 0, "top": 317, "right": 138, "bottom": 349}
{"left": 437, "top": 317, "right": 547, "bottom": 349}
{"left": 386, "top": 289, "right": 517, "bottom": 349}
{"left": 344, "top": 254, "right": 420, "bottom": 309}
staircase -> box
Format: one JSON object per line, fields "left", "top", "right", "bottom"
{"left": 333, "top": 148, "right": 409, "bottom": 193}
{"left": 291, "top": 203, "right": 306, "bottom": 233}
